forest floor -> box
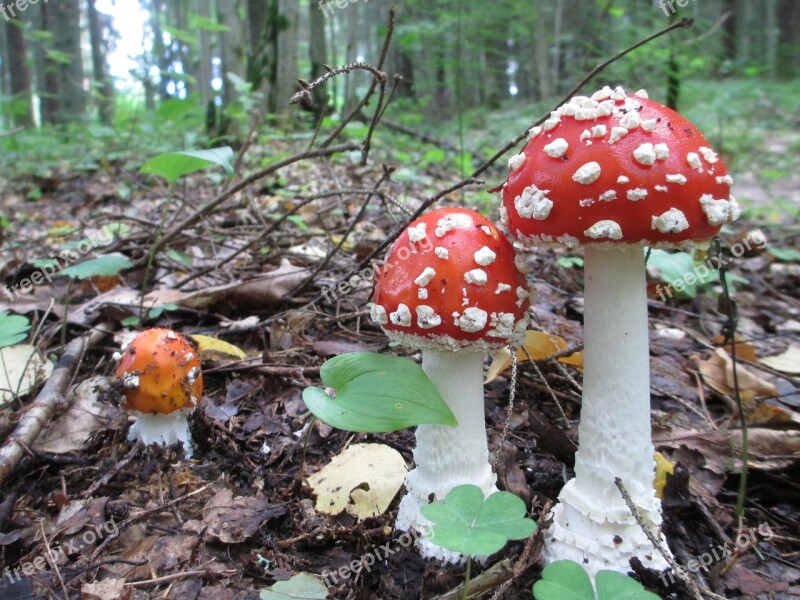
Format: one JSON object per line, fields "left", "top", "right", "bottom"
{"left": 1, "top": 79, "right": 799, "bottom": 600}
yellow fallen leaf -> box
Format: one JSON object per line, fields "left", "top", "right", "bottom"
{"left": 307, "top": 443, "right": 407, "bottom": 521}
{"left": 760, "top": 345, "right": 800, "bottom": 375}
{"left": 189, "top": 334, "right": 247, "bottom": 361}
{"left": 0, "top": 344, "right": 54, "bottom": 407}
{"left": 695, "top": 348, "right": 777, "bottom": 402}
{"left": 485, "top": 330, "right": 582, "bottom": 383}
{"left": 653, "top": 451, "right": 675, "bottom": 499}
{"left": 711, "top": 334, "right": 759, "bottom": 362}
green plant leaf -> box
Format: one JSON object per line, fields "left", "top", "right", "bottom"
{"left": 420, "top": 484, "right": 537, "bottom": 556}
{"left": 140, "top": 147, "right": 234, "bottom": 183}
{"left": 532, "top": 560, "right": 595, "bottom": 600}
{"left": 61, "top": 254, "right": 132, "bottom": 280}
{"left": 595, "top": 570, "right": 661, "bottom": 600}
{"left": 769, "top": 247, "right": 800, "bottom": 263}
{"left": 259, "top": 572, "right": 328, "bottom": 599}
{"left": 302, "top": 352, "right": 455, "bottom": 432}
{"left": 0, "top": 313, "right": 31, "bottom": 349}
{"left": 648, "top": 249, "right": 697, "bottom": 298}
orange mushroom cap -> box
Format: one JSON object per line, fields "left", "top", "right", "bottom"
{"left": 115, "top": 328, "right": 202, "bottom": 415}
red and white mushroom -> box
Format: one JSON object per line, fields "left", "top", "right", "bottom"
{"left": 371, "top": 207, "right": 530, "bottom": 558}
{"left": 499, "top": 86, "right": 739, "bottom": 576}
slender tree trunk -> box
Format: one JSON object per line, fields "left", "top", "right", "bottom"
{"left": 274, "top": 0, "right": 298, "bottom": 124}
{"left": 308, "top": 0, "right": 329, "bottom": 121}
{"left": 87, "top": 0, "right": 114, "bottom": 124}
{"left": 534, "top": 6, "right": 552, "bottom": 100}
{"left": 197, "top": 0, "right": 214, "bottom": 108}
{"left": 4, "top": 16, "right": 34, "bottom": 127}
{"left": 218, "top": 0, "right": 245, "bottom": 108}
{"left": 33, "top": 0, "right": 60, "bottom": 123}
{"left": 342, "top": 2, "right": 360, "bottom": 116}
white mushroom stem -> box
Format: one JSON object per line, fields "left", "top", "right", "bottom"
{"left": 545, "top": 245, "right": 670, "bottom": 576}
{"left": 396, "top": 349, "right": 496, "bottom": 561}
{"left": 128, "top": 410, "right": 194, "bottom": 458}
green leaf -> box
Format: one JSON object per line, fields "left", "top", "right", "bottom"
{"left": 0, "top": 313, "right": 31, "bottom": 349}
{"left": 420, "top": 484, "right": 537, "bottom": 556}
{"left": 532, "top": 560, "right": 595, "bottom": 600}
{"left": 259, "top": 572, "right": 328, "bottom": 600}
{"left": 558, "top": 256, "right": 584, "bottom": 269}
{"left": 769, "top": 247, "right": 800, "bottom": 263}
{"left": 302, "top": 352, "right": 456, "bottom": 433}
{"left": 648, "top": 249, "right": 697, "bottom": 298}
{"left": 140, "top": 147, "right": 234, "bottom": 183}
{"left": 61, "top": 254, "right": 132, "bottom": 280}
{"left": 595, "top": 570, "right": 661, "bottom": 600}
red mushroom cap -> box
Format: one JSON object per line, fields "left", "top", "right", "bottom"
{"left": 371, "top": 207, "right": 530, "bottom": 352}
{"left": 500, "top": 86, "right": 740, "bottom": 248}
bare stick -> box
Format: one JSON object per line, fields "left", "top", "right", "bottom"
{"left": 0, "top": 324, "right": 113, "bottom": 487}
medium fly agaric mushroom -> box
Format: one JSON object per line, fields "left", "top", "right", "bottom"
{"left": 498, "top": 86, "right": 739, "bottom": 576}
{"left": 370, "top": 207, "right": 530, "bottom": 558}
{"left": 115, "top": 328, "right": 202, "bottom": 457}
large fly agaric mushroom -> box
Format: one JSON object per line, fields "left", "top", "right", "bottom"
{"left": 370, "top": 207, "right": 530, "bottom": 556}
{"left": 499, "top": 86, "right": 739, "bottom": 575}
{"left": 115, "top": 328, "right": 203, "bottom": 457}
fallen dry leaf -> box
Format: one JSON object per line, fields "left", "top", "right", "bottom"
{"left": 485, "top": 330, "right": 582, "bottom": 383}
{"left": 202, "top": 489, "right": 285, "bottom": 544}
{"left": 0, "top": 344, "right": 53, "bottom": 407}
{"left": 760, "top": 345, "right": 800, "bottom": 375}
{"left": 190, "top": 334, "right": 247, "bottom": 360}
{"left": 695, "top": 348, "right": 777, "bottom": 402}
{"left": 307, "top": 443, "right": 407, "bottom": 520}
{"left": 80, "top": 578, "right": 129, "bottom": 600}
{"left": 711, "top": 335, "right": 759, "bottom": 362}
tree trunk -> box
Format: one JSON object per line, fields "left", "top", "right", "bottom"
{"left": 308, "top": 0, "right": 329, "bottom": 121}
{"left": 4, "top": 16, "right": 34, "bottom": 127}
{"left": 273, "top": 0, "right": 298, "bottom": 123}
{"left": 87, "top": 0, "right": 114, "bottom": 124}
{"left": 196, "top": 0, "right": 214, "bottom": 109}
{"left": 32, "top": 0, "right": 60, "bottom": 123}
{"left": 342, "top": 2, "right": 360, "bottom": 116}
{"left": 52, "top": 0, "right": 86, "bottom": 122}
{"left": 218, "top": 0, "right": 246, "bottom": 108}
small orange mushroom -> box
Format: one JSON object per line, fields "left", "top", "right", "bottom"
{"left": 114, "top": 328, "right": 202, "bottom": 456}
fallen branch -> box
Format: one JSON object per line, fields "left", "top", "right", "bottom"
{"left": 0, "top": 324, "right": 113, "bottom": 487}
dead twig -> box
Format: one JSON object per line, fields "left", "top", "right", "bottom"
{"left": 0, "top": 324, "right": 113, "bottom": 487}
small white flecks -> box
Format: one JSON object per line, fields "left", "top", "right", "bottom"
{"left": 389, "top": 304, "right": 412, "bottom": 327}
{"left": 617, "top": 175, "right": 630, "bottom": 185}
{"left": 633, "top": 143, "right": 657, "bottom": 166}
{"left": 111, "top": 351, "right": 122, "bottom": 362}
{"left": 418, "top": 288, "right": 429, "bottom": 300}
{"left": 591, "top": 124, "right": 607, "bottom": 138}
{"left": 416, "top": 305, "right": 442, "bottom": 329}
{"left": 515, "top": 286, "right": 529, "bottom": 307}
{"left": 687, "top": 152, "right": 703, "bottom": 171}
{"left": 727, "top": 196, "right": 742, "bottom": 222}
{"left": 574, "top": 107, "right": 598, "bottom": 121}
{"left": 640, "top": 118, "right": 657, "bottom": 132}
{"left": 462, "top": 297, "right": 469, "bottom": 307}
{"left": 414, "top": 267, "right": 436, "bottom": 287}
{"left": 474, "top": 246, "right": 497, "bottom": 266}
{"left": 653, "top": 143, "right": 670, "bottom": 161}
{"left": 166, "top": 331, "right": 177, "bottom": 340}
{"left": 370, "top": 304, "right": 388, "bottom": 324}
{"left": 620, "top": 112, "right": 640, "bottom": 130}
{"left": 488, "top": 312, "right": 516, "bottom": 338}
{"left": 186, "top": 366, "right": 201, "bottom": 385}
{"left": 579, "top": 198, "right": 595, "bottom": 207}
{"left": 495, "top": 283, "right": 512, "bottom": 294}
{"left": 515, "top": 184, "right": 553, "bottom": 220}
{"left": 544, "top": 138, "right": 569, "bottom": 158}
{"left": 597, "top": 100, "right": 615, "bottom": 117}
{"left": 514, "top": 254, "right": 529, "bottom": 274}
{"left": 527, "top": 126, "right": 543, "bottom": 140}
{"left": 462, "top": 287, "right": 468, "bottom": 297}
{"left": 634, "top": 89, "right": 649, "bottom": 99}
{"left": 599, "top": 190, "right": 617, "bottom": 202}
{"left": 698, "top": 146, "right": 719, "bottom": 164}
{"left": 543, "top": 116, "right": 560, "bottom": 131}
{"left": 458, "top": 307, "right": 488, "bottom": 333}
{"left": 481, "top": 225, "right": 493, "bottom": 236}
{"left": 666, "top": 174, "right": 687, "bottom": 185}
{"left": 185, "top": 352, "right": 194, "bottom": 362}
{"left": 580, "top": 129, "right": 591, "bottom": 142}
{"left": 608, "top": 126, "right": 629, "bottom": 144}
{"left": 699, "top": 193, "right": 730, "bottom": 226}
{"left": 434, "top": 247, "right": 449, "bottom": 259}
{"left": 407, "top": 223, "right": 427, "bottom": 242}
{"left": 611, "top": 85, "right": 627, "bottom": 101}
{"left": 716, "top": 174, "right": 734, "bottom": 185}
{"left": 591, "top": 86, "right": 613, "bottom": 101}
{"left": 557, "top": 234, "right": 580, "bottom": 247}
{"left": 584, "top": 220, "right": 623, "bottom": 240}
{"left": 627, "top": 188, "right": 648, "bottom": 201}
{"left": 464, "top": 269, "right": 488, "bottom": 285}
{"left": 572, "top": 161, "right": 602, "bottom": 185}
{"left": 121, "top": 372, "right": 140, "bottom": 389}
{"left": 651, "top": 208, "right": 689, "bottom": 234}
{"left": 654, "top": 185, "right": 668, "bottom": 193}
{"left": 508, "top": 152, "right": 527, "bottom": 172}
{"left": 435, "top": 212, "right": 473, "bottom": 237}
